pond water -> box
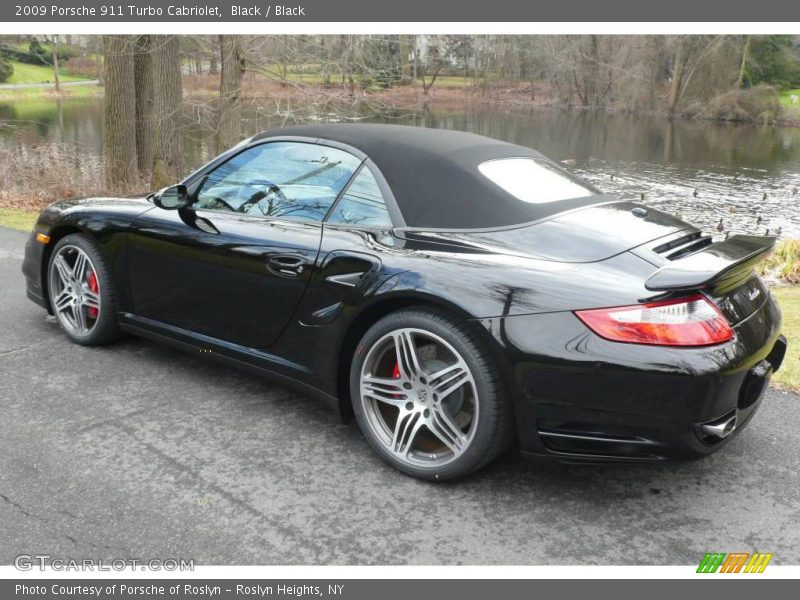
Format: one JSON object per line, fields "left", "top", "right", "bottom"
{"left": 1, "top": 96, "right": 799, "bottom": 237}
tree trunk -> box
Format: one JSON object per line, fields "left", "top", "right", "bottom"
{"left": 399, "top": 35, "right": 410, "bottom": 82}
{"left": 216, "top": 35, "right": 246, "bottom": 154}
{"left": 95, "top": 37, "right": 104, "bottom": 85}
{"left": 52, "top": 36, "right": 60, "bottom": 92}
{"left": 667, "top": 38, "right": 685, "bottom": 115}
{"left": 150, "top": 35, "right": 184, "bottom": 190}
{"left": 648, "top": 36, "right": 664, "bottom": 110}
{"left": 133, "top": 35, "right": 154, "bottom": 177}
{"left": 102, "top": 35, "right": 138, "bottom": 190}
{"left": 589, "top": 35, "right": 599, "bottom": 106}
{"left": 424, "top": 65, "right": 442, "bottom": 95}
{"left": 737, "top": 35, "right": 751, "bottom": 89}
{"left": 411, "top": 35, "right": 418, "bottom": 82}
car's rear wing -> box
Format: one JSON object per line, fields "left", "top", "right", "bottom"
{"left": 644, "top": 235, "right": 776, "bottom": 293}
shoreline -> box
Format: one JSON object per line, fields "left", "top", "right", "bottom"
{"left": 2, "top": 79, "right": 799, "bottom": 128}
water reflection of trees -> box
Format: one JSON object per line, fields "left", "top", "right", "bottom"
{"left": 3, "top": 97, "right": 799, "bottom": 231}
{"left": 5, "top": 98, "right": 800, "bottom": 172}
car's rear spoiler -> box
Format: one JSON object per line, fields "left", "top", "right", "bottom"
{"left": 644, "top": 235, "right": 776, "bottom": 293}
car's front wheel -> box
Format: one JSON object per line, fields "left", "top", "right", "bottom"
{"left": 350, "top": 308, "right": 513, "bottom": 480}
{"left": 47, "top": 233, "right": 121, "bottom": 346}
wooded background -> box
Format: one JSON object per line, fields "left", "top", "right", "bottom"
{"left": 2, "top": 34, "right": 800, "bottom": 191}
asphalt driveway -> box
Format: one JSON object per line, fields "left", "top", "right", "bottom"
{"left": 0, "top": 225, "right": 798, "bottom": 565}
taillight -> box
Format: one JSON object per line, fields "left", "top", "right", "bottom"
{"left": 575, "top": 294, "right": 734, "bottom": 347}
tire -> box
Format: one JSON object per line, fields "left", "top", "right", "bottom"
{"left": 350, "top": 308, "right": 514, "bottom": 480}
{"left": 46, "top": 233, "right": 122, "bottom": 346}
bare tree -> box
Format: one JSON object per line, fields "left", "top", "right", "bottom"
{"left": 341, "top": 35, "right": 356, "bottom": 94}
{"left": 216, "top": 35, "right": 246, "bottom": 153}
{"left": 51, "top": 35, "right": 60, "bottom": 92}
{"left": 419, "top": 36, "right": 448, "bottom": 95}
{"left": 102, "top": 35, "right": 138, "bottom": 189}
{"left": 134, "top": 35, "right": 154, "bottom": 177}
{"left": 87, "top": 36, "right": 104, "bottom": 85}
{"left": 666, "top": 36, "right": 729, "bottom": 114}
{"left": 150, "top": 35, "right": 184, "bottom": 190}
{"left": 738, "top": 35, "right": 751, "bottom": 89}
{"left": 667, "top": 37, "right": 686, "bottom": 114}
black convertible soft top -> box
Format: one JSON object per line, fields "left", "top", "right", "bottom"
{"left": 253, "top": 124, "right": 601, "bottom": 229}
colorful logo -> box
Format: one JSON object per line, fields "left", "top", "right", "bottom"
{"left": 697, "top": 552, "right": 773, "bottom": 573}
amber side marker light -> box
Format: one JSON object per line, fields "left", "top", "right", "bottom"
{"left": 35, "top": 233, "right": 50, "bottom": 244}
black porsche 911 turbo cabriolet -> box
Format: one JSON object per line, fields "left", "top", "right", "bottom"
{"left": 22, "top": 124, "right": 787, "bottom": 480}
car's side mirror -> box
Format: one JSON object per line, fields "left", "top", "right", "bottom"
{"left": 153, "top": 184, "right": 190, "bottom": 210}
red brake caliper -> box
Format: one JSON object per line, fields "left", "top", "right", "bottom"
{"left": 392, "top": 361, "right": 402, "bottom": 399}
{"left": 87, "top": 271, "right": 99, "bottom": 319}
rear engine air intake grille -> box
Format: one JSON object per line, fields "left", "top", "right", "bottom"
{"left": 653, "top": 231, "right": 714, "bottom": 261}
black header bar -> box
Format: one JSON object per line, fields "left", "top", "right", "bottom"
{"left": 3, "top": 0, "right": 799, "bottom": 22}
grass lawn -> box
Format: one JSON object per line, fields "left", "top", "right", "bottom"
{"left": 422, "top": 75, "right": 479, "bottom": 88}
{"left": 0, "top": 208, "right": 37, "bottom": 231}
{"left": 779, "top": 88, "right": 800, "bottom": 109}
{"left": 4, "top": 61, "right": 90, "bottom": 85}
{"left": 0, "top": 82, "right": 101, "bottom": 100}
{"left": 254, "top": 65, "right": 488, "bottom": 89}
{"left": 772, "top": 286, "right": 799, "bottom": 391}
{"left": 781, "top": 88, "right": 800, "bottom": 121}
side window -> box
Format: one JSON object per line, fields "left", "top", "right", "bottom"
{"left": 326, "top": 167, "right": 393, "bottom": 228}
{"left": 196, "top": 142, "right": 362, "bottom": 222}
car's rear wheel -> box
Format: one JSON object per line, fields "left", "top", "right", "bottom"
{"left": 350, "top": 308, "right": 513, "bottom": 480}
{"left": 47, "top": 233, "right": 121, "bottom": 346}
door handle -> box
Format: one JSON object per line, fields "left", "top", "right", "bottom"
{"left": 266, "top": 254, "right": 308, "bottom": 278}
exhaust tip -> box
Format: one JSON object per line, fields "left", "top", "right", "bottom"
{"left": 699, "top": 413, "right": 737, "bottom": 441}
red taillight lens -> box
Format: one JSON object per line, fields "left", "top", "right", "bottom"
{"left": 574, "top": 294, "right": 734, "bottom": 347}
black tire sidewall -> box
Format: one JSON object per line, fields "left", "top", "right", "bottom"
{"left": 47, "top": 233, "right": 120, "bottom": 346}
{"left": 350, "top": 309, "right": 507, "bottom": 480}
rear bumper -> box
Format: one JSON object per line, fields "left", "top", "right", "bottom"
{"left": 481, "top": 292, "right": 785, "bottom": 463}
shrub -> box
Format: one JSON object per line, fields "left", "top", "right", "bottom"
{"left": 0, "top": 59, "right": 13, "bottom": 83}
{"left": 759, "top": 239, "right": 800, "bottom": 285}
{"left": 28, "top": 39, "right": 50, "bottom": 64}
{"left": 0, "top": 43, "right": 50, "bottom": 66}
{"left": 747, "top": 35, "right": 800, "bottom": 90}
{"left": 0, "top": 141, "right": 110, "bottom": 211}
{"left": 372, "top": 67, "right": 403, "bottom": 89}
{"left": 0, "top": 38, "right": 76, "bottom": 67}
{"left": 701, "top": 85, "right": 783, "bottom": 123}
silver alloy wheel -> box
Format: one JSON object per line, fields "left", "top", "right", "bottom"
{"left": 359, "top": 328, "right": 479, "bottom": 467}
{"left": 48, "top": 244, "right": 101, "bottom": 337}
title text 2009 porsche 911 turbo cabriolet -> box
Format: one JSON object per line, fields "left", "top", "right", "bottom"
{"left": 22, "top": 124, "right": 787, "bottom": 480}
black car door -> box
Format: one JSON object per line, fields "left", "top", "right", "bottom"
{"left": 127, "top": 141, "right": 363, "bottom": 351}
